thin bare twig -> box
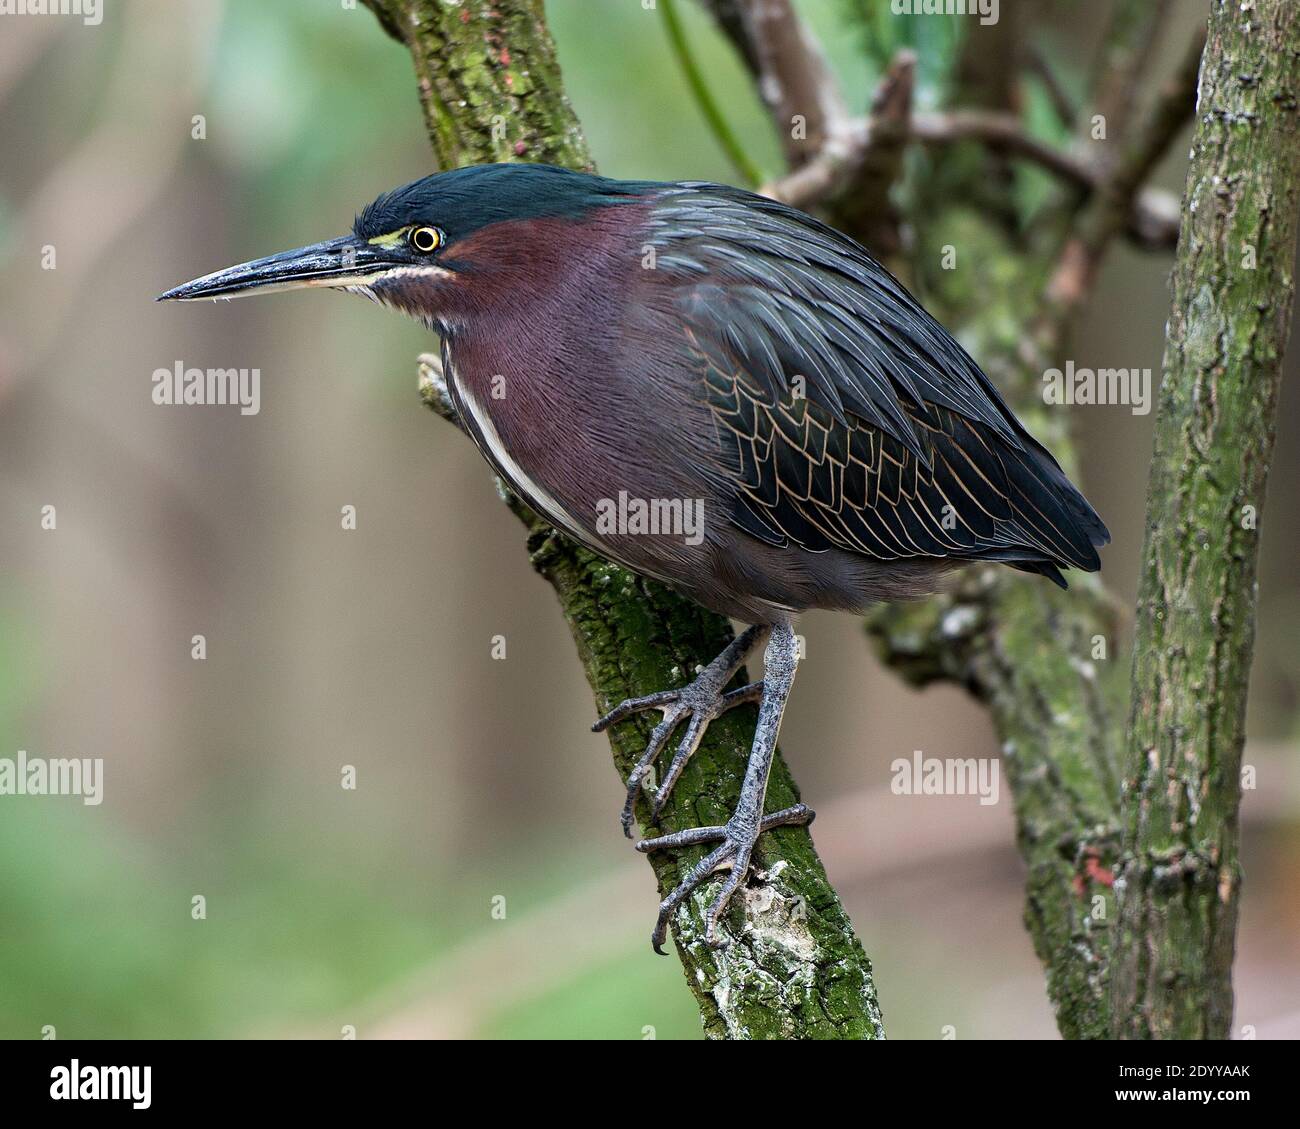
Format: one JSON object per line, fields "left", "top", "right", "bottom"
{"left": 758, "top": 120, "right": 864, "bottom": 208}
{"left": 912, "top": 108, "right": 1093, "bottom": 186}
{"left": 1088, "top": 0, "right": 1174, "bottom": 169}
{"left": 1047, "top": 23, "right": 1206, "bottom": 312}
{"left": 735, "top": 0, "right": 848, "bottom": 169}
{"left": 1026, "top": 45, "right": 1078, "bottom": 129}
{"left": 662, "top": 0, "right": 763, "bottom": 186}
{"left": 759, "top": 85, "right": 1180, "bottom": 251}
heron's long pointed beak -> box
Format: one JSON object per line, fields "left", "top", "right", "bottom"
{"left": 157, "top": 235, "right": 399, "bottom": 302}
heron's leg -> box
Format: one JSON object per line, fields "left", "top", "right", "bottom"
{"left": 634, "top": 623, "right": 811, "bottom": 954}
{"left": 593, "top": 625, "right": 769, "bottom": 837}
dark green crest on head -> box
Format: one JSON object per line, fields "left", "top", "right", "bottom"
{"left": 352, "top": 163, "right": 656, "bottom": 244}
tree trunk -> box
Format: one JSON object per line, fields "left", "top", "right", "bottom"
{"left": 362, "top": 0, "right": 884, "bottom": 1040}
{"left": 1110, "top": 0, "right": 1300, "bottom": 1040}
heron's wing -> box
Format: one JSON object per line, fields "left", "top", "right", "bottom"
{"left": 650, "top": 185, "right": 1109, "bottom": 581}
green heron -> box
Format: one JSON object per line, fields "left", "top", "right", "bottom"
{"left": 161, "top": 163, "right": 1108, "bottom": 953}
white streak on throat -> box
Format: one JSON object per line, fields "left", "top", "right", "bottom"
{"left": 453, "top": 373, "right": 601, "bottom": 551}
{"left": 447, "top": 355, "right": 683, "bottom": 588}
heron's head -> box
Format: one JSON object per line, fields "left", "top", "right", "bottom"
{"left": 158, "top": 163, "right": 650, "bottom": 331}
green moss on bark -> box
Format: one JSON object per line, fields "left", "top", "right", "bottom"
{"left": 1111, "top": 0, "right": 1300, "bottom": 1040}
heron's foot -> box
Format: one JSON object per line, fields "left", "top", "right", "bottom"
{"left": 613, "top": 623, "right": 804, "bottom": 954}
{"left": 592, "top": 626, "right": 768, "bottom": 837}
{"left": 637, "top": 804, "right": 814, "bottom": 953}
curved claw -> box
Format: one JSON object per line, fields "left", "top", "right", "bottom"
{"left": 648, "top": 713, "right": 708, "bottom": 823}
{"left": 648, "top": 681, "right": 764, "bottom": 822}
{"left": 595, "top": 626, "right": 770, "bottom": 836}
{"left": 619, "top": 706, "right": 688, "bottom": 837}
{"left": 635, "top": 623, "right": 805, "bottom": 956}
{"left": 641, "top": 804, "right": 815, "bottom": 954}
{"left": 592, "top": 689, "right": 681, "bottom": 733}
{"left": 703, "top": 847, "right": 753, "bottom": 948}
{"left": 650, "top": 837, "right": 736, "bottom": 954}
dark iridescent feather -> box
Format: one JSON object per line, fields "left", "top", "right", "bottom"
{"left": 648, "top": 183, "right": 1110, "bottom": 585}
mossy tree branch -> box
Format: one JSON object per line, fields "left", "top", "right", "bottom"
{"left": 1110, "top": 0, "right": 1300, "bottom": 1040}
{"left": 361, "top": 0, "right": 884, "bottom": 1040}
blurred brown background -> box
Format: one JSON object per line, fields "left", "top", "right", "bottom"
{"left": 0, "top": 0, "right": 1296, "bottom": 1039}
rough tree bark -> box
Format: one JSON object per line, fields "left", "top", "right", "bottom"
{"left": 1110, "top": 0, "right": 1300, "bottom": 1040}
{"left": 360, "top": 0, "right": 884, "bottom": 1040}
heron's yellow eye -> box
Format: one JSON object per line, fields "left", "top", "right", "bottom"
{"left": 409, "top": 226, "right": 442, "bottom": 254}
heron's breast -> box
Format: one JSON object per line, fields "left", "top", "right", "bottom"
{"left": 442, "top": 342, "right": 611, "bottom": 553}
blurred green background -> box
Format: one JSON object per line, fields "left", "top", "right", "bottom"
{"left": 0, "top": 0, "right": 1297, "bottom": 1040}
